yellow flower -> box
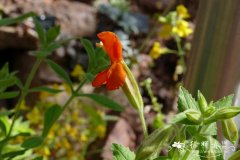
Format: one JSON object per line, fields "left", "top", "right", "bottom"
{"left": 63, "top": 83, "right": 72, "bottom": 94}
{"left": 62, "top": 138, "right": 71, "bottom": 149}
{"left": 149, "top": 42, "right": 168, "bottom": 59}
{"left": 177, "top": 4, "right": 190, "bottom": 19}
{"left": 172, "top": 20, "right": 193, "bottom": 37}
{"left": 70, "top": 64, "right": 85, "bottom": 80}
{"left": 19, "top": 100, "right": 28, "bottom": 110}
{"left": 79, "top": 134, "right": 88, "bottom": 142}
{"left": 95, "top": 125, "right": 106, "bottom": 138}
{"left": 37, "top": 146, "right": 51, "bottom": 157}
{"left": 159, "top": 24, "right": 172, "bottom": 39}
{"left": 26, "top": 107, "right": 42, "bottom": 124}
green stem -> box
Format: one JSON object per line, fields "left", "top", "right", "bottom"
{"left": 139, "top": 109, "right": 148, "bottom": 138}
{"left": 7, "top": 58, "right": 42, "bottom": 138}
{"left": 61, "top": 78, "right": 87, "bottom": 112}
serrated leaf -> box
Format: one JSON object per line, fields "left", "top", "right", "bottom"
{"left": 42, "top": 104, "right": 62, "bottom": 137}
{"left": 0, "top": 12, "right": 36, "bottom": 26}
{"left": 22, "top": 136, "right": 43, "bottom": 149}
{"left": 198, "top": 137, "right": 223, "bottom": 160}
{"left": 178, "top": 86, "right": 198, "bottom": 112}
{"left": 199, "top": 123, "right": 217, "bottom": 136}
{"left": 112, "top": 143, "right": 135, "bottom": 160}
{"left": 79, "top": 94, "right": 124, "bottom": 111}
{"left": 213, "top": 94, "right": 234, "bottom": 109}
{"left": 81, "top": 38, "right": 96, "bottom": 72}
{"left": 46, "top": 59, "right": 72, "bottom": 87}
{"left": 46, "top": 26, "right": 60, "bottom": 44}
{"left": 30, "top": 86, "right": 62, "bottom": 94}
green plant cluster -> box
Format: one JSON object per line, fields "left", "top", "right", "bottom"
{"left": 112, "top": 87, "right": 240, "bottom": 160}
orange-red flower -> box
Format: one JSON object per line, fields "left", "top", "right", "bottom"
{"left": 92, "top": 31, "right": 126, "bottom": 90}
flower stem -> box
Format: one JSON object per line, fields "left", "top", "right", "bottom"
{"left": 139, "top": 109, "right": 148, "bottom": 138}
{"left": 6, "top": 58, "right": 42, "bottom": 139}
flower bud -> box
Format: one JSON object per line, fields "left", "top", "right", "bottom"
{"left": 221, "top": 119, "right": 238, "bottom": 144}
{"left": 121, "top": 62, "right": 143, "bottom": 111}
{"left": 203, "top": 107, "right": 240, "bottom": 124}
{"left": 198, "top": 91, "right": 208, "bottom": 113}
{"left": 185, "top": 110, "right": 202, "bottom": 124}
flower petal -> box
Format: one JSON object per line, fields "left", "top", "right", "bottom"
{"left": 106, "top": 62, "right": 126, "bottom": 90}
{"left": 92, "top": 69, "right": 108, "bottom": 87}
{"left": 97, "top": 31, "right": 123, "bottom": 62}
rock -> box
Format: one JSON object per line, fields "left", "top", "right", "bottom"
{"left": 1, "top": 0, "right": 97, "bottom": 37}
{"left": 0, "top": 26, "right": 38, "bottom": 50}
{"left": 101, "top": 118, "right": 136, "bottom": 160}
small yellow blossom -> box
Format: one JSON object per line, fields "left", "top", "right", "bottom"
{"left": 159, "top": 24, "right": 172, "bottom": 39}
{"left": 63, "top": 83, "right": 72, "bottom": 94}
{"left": 95, "top": 125, "right": 106, "bottom": 138}
{"left": 149, "top": 42, "right": 168, "bottom": 59}
{"left": 19, "top": 100, "right": 28, "bottom": 110}
{"left": 26, "top": 107, "right": 42, "bottom": 124}
{"left": 70, "top": 64, "right": 85, "bottom": 80}
{"left": 177, "top": 4, "right": 190, "bottom": 19}
{"left": 37, "top": 146, "right": 51, "bottom": 157}
{"left": 172, "top": 20, "right": 193, "bottom": 37}
{"left": 65, "top": 124, "right": 77, "bottom": 139}
{"left": 62, "top": 138, "right": 71, "bottom": 149}
{"left": 80, "top": 134, "right": 88, "bottom": 142}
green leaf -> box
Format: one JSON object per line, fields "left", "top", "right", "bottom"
{"left": 112, "top": 143, "right": 135, "bottom": 160}
{"left": 178, "top": 86, "right": 198, "bottom": 112}
{"left": 42, "top": 104, "right": 62, "bottom": 137}
{"left": 135, "top": 125, "right": 173, "bottom": 160}
{"left": 46, "top": 59, "right": 72, "bottom": 87}
{"left": 0, "top": 110, "right": 14, "bottom": 117}
{"left": 0, "top": 63, "right": 9, "bottom": 78}
{"left": 79, "top": 94, "right": 124, "bottom": 111}
{"left": 154, "top": 157, "right": 171, "bottom": 160}
{"left": 0, "top": 119, "right": 7, "bottom": 136}
{"left": 37, "top": 42, "right": 61, "bottom": 58}
{"left": 199, "top": 123, "right": 217, "bottom": 136}
{"left": 229, "top": 149, "right": 240, "bottom": 160}
{"left": 1, "top": 149, "right": 27, "bottom": 159}
{"left": 33, "top": 18, "right": 46, "bottom": 46}
{"left": 0, "top": 12, "right": 36, "bottom": 26}
{"left": 198, "top": 137, "right": 223, "bottom": 160}
{"left": 30, "top": 86, "right": 62, "bottom": 94}
{"left": 34, "top": 156, "right": 43, "bottom": 160}
{"left": 22, "top": 136, "right": 43, "bottom": 149}
{"left": 0, "top": 77, "right": 16, "bottom": 89}
{"left": 81, "top": 38, "right": 96, "bottom": 71}
{"left": 0, "top": 91, "right": 19, "bottom": 100}
{"left": 46, "top": 26, "right": 60, "bottom": 44}
{"left": 213, "top": 94, "right": 234, "bottom": 109}
{"left": 82, "top": 104, "right": 104, "bottom": 126}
